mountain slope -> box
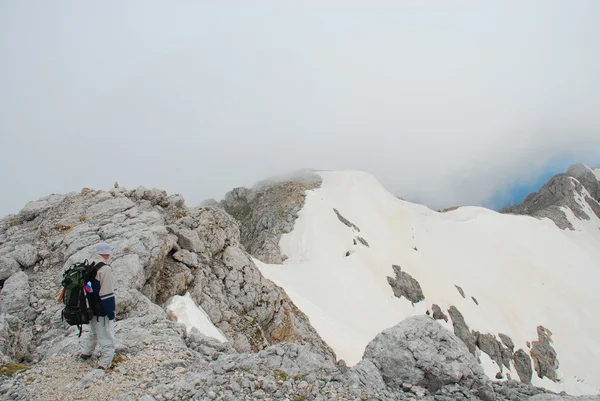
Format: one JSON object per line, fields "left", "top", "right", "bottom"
{"left": 254, "top": 169, "right": 600, "bottom": 396}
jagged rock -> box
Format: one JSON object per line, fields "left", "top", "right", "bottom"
{"left": 176, "top": 228, "right": 205, "bottom": 253}
{"left": 116, "top": 289, "right": 167, "bottom": 320}
{"left": 129, "top": 186, "right": 169, "bottom": 207}
{"left": 0, "top": 256, "right": 20, "bottom": 282}
{"left": 447, "top": 306, "right": 476, "bottom": 355}
{"left": 333, "top": 208, "right": 361, "bottom": 232}
{"left": 386, "top": 265, "right": 424, "bottom": 304}
{"left": 432, "top": 304, "right": 448, "bottom": 322}
{"left": 530, "top": 326, "right": 559, "bottom": 382}
{"left": 499, "top": 333, "right": 515, "bottom": 350}
{"left": 85, "top": 197, "right": 135, "bottom": 221}
{"left": 0, "top": 313, "right": 33, "bottom": 362}
{"left": 172, "top": 249, "right": 200, "bottom": 268}
{"left": 155, "top": 259, "right": 193, "bottom": 304}
{"left": 0, "top": 271, "right": 30, "bottom": 315}
{"left": 348, "top": 359, "right": 386, "bottom": 390}
{"left": 362, "top": 316, "right": 491, "bottom": 396}
{"left": 514, "top": 349, "right": 533, "bottom": 384}
{"left": 18, "top": 194, "right": 68, "bottom": 222}
{"left": 567, "top": 164, "right": 600, "bottom": 200}
{"left": 220, "top": 172, "right": 321, "bottom": 264}
{"left": 473, "top": 332, "right": 505, "bottom": 370}
{"left": 12, "top": 244, "right": 38, "bottom": 268}
{"left": 455, "top": 285, "right": 466, "bottom": 298}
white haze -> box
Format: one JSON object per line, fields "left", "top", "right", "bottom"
{"left": 1, "top": 1, "right": 600, "bottom": 217}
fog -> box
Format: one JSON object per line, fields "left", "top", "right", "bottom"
{"left": 1, "top": 1, "right": 599, "bottom": 216}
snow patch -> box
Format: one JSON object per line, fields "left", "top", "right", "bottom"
{"left": 164, "top": 292, "right": 227, "bottom": 342}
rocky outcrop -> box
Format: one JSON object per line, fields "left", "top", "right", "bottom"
{"left": 333, "top": 208, "right": 361, "bottom": 232}
{"left": 473, "top": 332, "right": 505, "bottom": 369}
{"left": 362, "top": 316, "right": 493, "bottom": 398}
{"left": 386, "top": 265, "right": 424, "bottom": 304}
{"left": 220, "top": 171, "right": 321, "bottom": 264}
{"left": 501, "top": 164, "right": 600, "bottom": 229}
{"left": 447, "top": 306, "right": 477, "bottom": 355}
{"left": 431, "top": 304, "right": 448, "bottom": 322}
{"left": 514, "top": 348, "right": 534, "bottom": 384}
{"left": 0, "top": 184, "right": 334, "bottom": 367}
{"left": 530, "top": 326, "right": 559, "bottom": 382}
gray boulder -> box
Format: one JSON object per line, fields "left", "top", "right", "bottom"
{"left": 0, "top": 256, "right": 20, "bottom": 282}
{"left": 362, "top": 315, "right": 491, "bottom": 396}
{"left": 0, "top": 271, "right": 30, "bottom": 315}
{"left": 12, "top": 244, "right": 38, "bottom": 268}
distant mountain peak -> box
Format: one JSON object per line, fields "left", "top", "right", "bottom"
{"left": 501, "top": 164, "right": 600, "bottom": 229}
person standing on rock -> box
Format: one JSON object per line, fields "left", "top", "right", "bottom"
{"left": 79, "top": 242, "right": 116, "bottom": 370}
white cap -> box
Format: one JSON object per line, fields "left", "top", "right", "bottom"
{"left": 96, "top": 242, "right": 113, "bottom": 255}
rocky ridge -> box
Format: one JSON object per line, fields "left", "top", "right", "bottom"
{"left": 501, "top": 164, "right": 600, "bottom": 229}
{"left": 1, "top": 176, "right": 599, "bottom": 400}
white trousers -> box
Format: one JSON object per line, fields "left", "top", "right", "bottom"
{"left": 83, "top": 316, "right": 115, "bottom": 368}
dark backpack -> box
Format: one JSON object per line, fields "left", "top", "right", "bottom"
{"left": 60, "top": 259, "right": 105, "bottom": 337}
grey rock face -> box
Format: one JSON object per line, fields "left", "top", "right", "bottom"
{"left": 12, "top": 244, "right": 38, "bottom": 268}
{"left": 432, "top": 304, "right": 448, "bottom": 322}
{"left": 348, "top": 359, "right": 386, "bottom": 390}
{"left": 501, "top": 164, "right": 600, "bottom": 229}
{"left": 0, "top": 256, "right": 20, "bottom": 282}
{"left": 0, "top": 271, "right": 30, "bottom": 315}
{"left": 514, "top": 348, "right": 534, "bottom": 384}
{"left": 386, "top": 265, "right": 424, "bottom": 304}
{"left": 447, "top": 306, "right": 476, "bottom": 355}
{"left": 0, "top": 183, "right": 334, "bottom": 368}
{"left": 530, "top": 326, "right": 559, "bottom": 382}
{"left": 362, "top": 316, "right": 490, "bottom": 395}
{"left": 333, "top": 208, "right": 361, "bottom": 232}
{"left": 499, "top": 333, "right": 515, "bottom": 350}
{"left": 473, "top": 332, "right": 507, "bottom": 370}
{"left": 220, "top": 172, "right": 321, "bottom": 264}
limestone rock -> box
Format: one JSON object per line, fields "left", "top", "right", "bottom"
{"left": 0, "top": 271, "right": 30, "bottom": 315}
{"left": 0, "top": 256, "right": 20, "bottom": 282}
{"left": 514, "top": 348, "right": 533, "bottom": 384}
{"left": 530, "top": 326, "right": 559, "bottom": 382}
{"left": 220, "top": 172, "right": 321, "bottom": 264}
{"left": 333, "top": 208, "right": 361, "bottom": 232}
{"left": 431, "top": 304, "right": 448, "bottom": 322}
{"left": 12, "top": 244, "right": 38, "bottom": 268}
{"left": 362, "top": 316, "right": 491, "bottom": 395}
{"left": 386, "top": 265, "right": 424, "bottom": 304}
{"left": 447, "top": 306, "right": 476, "bottom": 355}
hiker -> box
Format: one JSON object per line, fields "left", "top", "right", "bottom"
{"left": 79, "top": 242, "right": 116, "bottom": 369}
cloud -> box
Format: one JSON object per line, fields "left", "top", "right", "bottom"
{"left": 1, "top": 1, "right": 599, "bottom": 216}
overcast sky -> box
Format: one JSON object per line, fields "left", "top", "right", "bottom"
{"left": 1, "top": 1, "right": 599, "bottom": 217}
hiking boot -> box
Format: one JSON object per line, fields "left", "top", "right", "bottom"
{"left": 79, "top": 354, "right": 91, "bottom": 360}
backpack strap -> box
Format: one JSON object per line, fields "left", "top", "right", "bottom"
{"left": 87, "top": 262, "right": 106, "bottom": 282}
